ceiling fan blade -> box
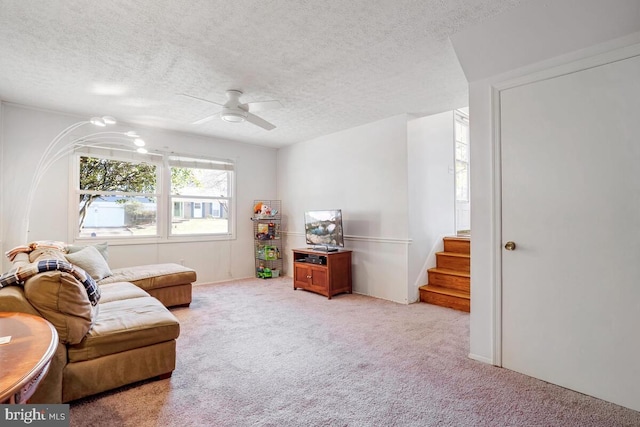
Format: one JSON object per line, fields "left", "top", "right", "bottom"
{"left": 192, "top": 113, "right": 220, "bottom": 125}
{"left": 246, "top": 112, "right": 276, "bottom": 131}
{"left": 181, "top": 93, "right": 224, "bottom": 107}
{"left": 244, "top": 100, "right": 282, "bottom": 112}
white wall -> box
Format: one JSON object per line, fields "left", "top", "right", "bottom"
{"left": 407, "top": 112, "right": 455, "bottom": 302}
{"left": 277, "top": 115, "right": 412, "bottom": 303}
{"left": 0, "top": 101, "right": 3, "bottom": 255}
{"left": 0, "top": 103, "right": 277, "bottom": 283}
{"left": 451, "top": 0, "right": 640, "bottom": 365}
{"left": 453, "top": 0, "right": 640, "bottom": 82}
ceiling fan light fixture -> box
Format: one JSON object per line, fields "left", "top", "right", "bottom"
{"left": 221, "top": 108, "right": 248, "bottom": 123}
{"left": 184, "top": 90, "right": 279, "bottom": 130}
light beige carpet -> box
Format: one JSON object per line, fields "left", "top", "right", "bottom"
{"left": 70, "top": 277, "right": 640, "bottom": 426}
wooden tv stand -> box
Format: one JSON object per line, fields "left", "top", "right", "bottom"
{"left": 292, "top": 248, "right": 352, "bottom": 299}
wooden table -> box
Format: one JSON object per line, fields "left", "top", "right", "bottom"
{"left": 0, "top": 312, "right": 58, "bottom": 403}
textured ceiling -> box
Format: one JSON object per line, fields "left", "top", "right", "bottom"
{"left": 0, "top": 0, "right": 524, "bottom": 148}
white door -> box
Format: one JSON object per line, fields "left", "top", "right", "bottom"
{"left": 193, "top": 202, "right": 203, "bottom": 218}
{"left": 501, "top": 54, "right": 640, "bottom": 411}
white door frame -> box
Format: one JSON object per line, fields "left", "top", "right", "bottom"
{"left": 490, "top": 41, "right": 640, "bottom": 368}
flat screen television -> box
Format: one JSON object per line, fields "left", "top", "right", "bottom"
{"left": 304, "top": 209, "right": 344, "bottom": 252}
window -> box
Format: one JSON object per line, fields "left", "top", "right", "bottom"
{"left": 168, "top": 156, "right": 233, "bottom": 236}
{"left": 454, "top": 113, "right": 470, "bottom": 203}
{"left": 77, "top": 155, "right": 159, "bottom": 238}
{"left": 73, "top": 149, "right": 234, "bottom": 242}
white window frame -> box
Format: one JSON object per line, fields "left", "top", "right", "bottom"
{"left": 69, "top": 148, "right": 236, "bottom": 245}
{"left": 165, "top": 155, "right": 235, "bottom": 239}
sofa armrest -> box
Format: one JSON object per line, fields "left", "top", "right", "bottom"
{"left": 0, "top": 286, "right": 40, "bottom": 315}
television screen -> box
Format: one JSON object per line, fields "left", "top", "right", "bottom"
{"left": 304, "top": 210, "right": 344, "bottom": 250}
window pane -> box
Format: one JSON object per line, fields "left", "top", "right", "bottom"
{"left": 78, "top": 195, "right": 157, "bottom": 237}
{"left": 170, "top": 197, "right": 229, "bottom": 235}
{"left": 455, "top": 122, "right": 463, "bottom": 140}
{"left": 459, "top": 126, "right": 468, "bottom": 144}
{"left": 171, "top": 168, "right": 229, "bottom": 197}
{"left": 455, "top": 161, "right": 469, "bottom": 202}
{"left": 456, "top": 141, "right": 469, "bottom": 162}
{"left": 80, "top": 156, "right": 156, "bottom": 192}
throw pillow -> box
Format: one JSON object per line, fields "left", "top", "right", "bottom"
{"left": 65, "top": 246, "right": 112, "bottom": 281}
{"left": 66, "top": 242, "right": 109, "bottom": 261}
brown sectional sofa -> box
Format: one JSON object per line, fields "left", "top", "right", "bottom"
{"left": 0, "top": 247, "right": 197, "bottom": 403}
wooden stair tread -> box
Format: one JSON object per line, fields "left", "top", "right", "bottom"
{"left": 436, "top": 251, "right": 470, "bottom": 258}
{"left": 443, "top": 236, "right": 470, "bottom": 242}
{"left": 422, "top": 235, "right": 471, "bottom": 312}
{"left": 419, "top": 285, "right": 470, "bottom": 299}
{"left": 427, "top": 267, "right": 470, "bottom": 278}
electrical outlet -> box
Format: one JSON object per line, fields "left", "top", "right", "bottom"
{"left": 179, "top": 259, "right": 185, "bottom": 266}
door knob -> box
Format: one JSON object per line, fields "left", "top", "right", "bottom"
{"left": 504, "top": 241, "right": 516, "bottom": 251}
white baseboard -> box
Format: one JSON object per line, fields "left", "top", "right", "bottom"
{"left": 468, "top": 353, "right": 494, "bottom": 365}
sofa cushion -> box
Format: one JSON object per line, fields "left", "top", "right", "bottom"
{"left": 98, "top": 263, "right": 196, "bottom": 291}
{"left": 65, "top": 242, "right": 109, "bottom": 261}
{"left": 67, "top": 296, "right": 180, "bottom": 363}
{"left": 10, "top": 258, "right": 101, "bottom": 305}
{"left": 24, "top": 271, "right": 98, "bottom": 345}
{"left": 98, "top": 282, "right": 150, "bottom": 303}
{"left": 64, "top": 246, "right": 112, "bottom": 281}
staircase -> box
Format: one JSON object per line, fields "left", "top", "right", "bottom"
{"left": 419, "top": 236, "right": 470, "bottom": 312}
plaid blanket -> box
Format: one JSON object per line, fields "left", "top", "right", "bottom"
{"left": 0, "top": 258, "right": 101, "bottom": 306}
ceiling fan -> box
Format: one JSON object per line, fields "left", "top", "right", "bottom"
{"left": 183, "top": 90, "right": 282, "bottom": 131}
